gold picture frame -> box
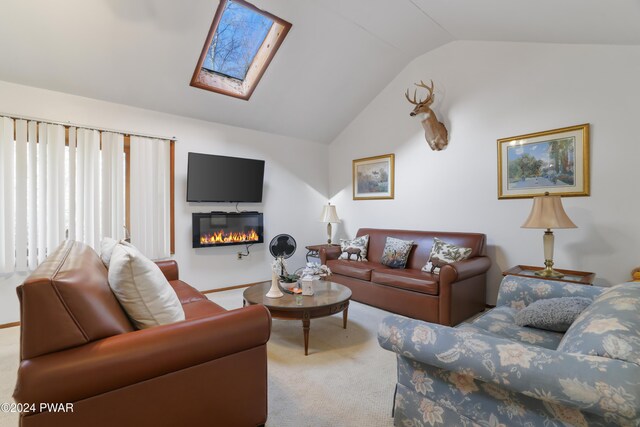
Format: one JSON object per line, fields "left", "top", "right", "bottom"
{"left": 497, "top": 124, "right": 590, "bottom": 199}
{"left": 353, "top": 154, "right": 395, "bottom": 200}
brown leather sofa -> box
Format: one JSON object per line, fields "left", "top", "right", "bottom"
{"left": 321, "top": 228, "right": 490, "bottom": 326}
{"left": 13, "top": 241, "right": 271, "bottom": 427}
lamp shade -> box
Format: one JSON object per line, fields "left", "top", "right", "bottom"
{"left": 319, "top": 204, "right": 340, "bottom": 223}
{"left": 521, "top": 194, "right": 576, "bottom": 229}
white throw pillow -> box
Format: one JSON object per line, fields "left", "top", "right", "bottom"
{"left": 100, "top": 237, "right": 119, "bottom": 268}
{"left": 108, "top": 244, "right": 185, "bottom": 329}
{"left": 338, "top": 235, "right": 369, "bottom": 261}
{"left": 100, "top": 237, "right": 133, "bottom": 268}
{"left": 421, "top": 237, "right": 472, "bottom": 274}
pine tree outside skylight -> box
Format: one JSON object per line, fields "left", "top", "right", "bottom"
{"left": 191, "top": 0, "right": 291, "bottom": 100}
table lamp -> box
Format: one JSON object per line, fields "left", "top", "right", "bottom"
{"left": 319, "top": 203, "right": 340, "bottom": 244}
{"left": 521, "top": 192, "right": 576, "bottom": 278}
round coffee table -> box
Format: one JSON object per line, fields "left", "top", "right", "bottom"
{"left": 243, "top": 281, "right": 352, "bottom": 355}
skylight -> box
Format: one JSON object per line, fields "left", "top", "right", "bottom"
{"left": 191, "top": 0, "right": 291, "bottom": 100}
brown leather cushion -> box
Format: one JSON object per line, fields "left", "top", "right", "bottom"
{"left": 370, "top": 268, "right": 439, "bottom": 295}
{"left": 18, "top": 241, "right": 134, "bottom": 360}
{"left": 170, "top": 280, "right": 208, "bottom": 304}
{"left": 167, "top": 280, "right": 226, "bottom": 320}
{"left": 326, "top": 260, "right": 384, "bottom": 281}
{"left": 182, "top": 299, "right": 227, "bottom": 320}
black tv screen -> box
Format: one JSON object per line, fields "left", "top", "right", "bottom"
{"left": 187, "top": 152, "right": 265, "bottom": 202}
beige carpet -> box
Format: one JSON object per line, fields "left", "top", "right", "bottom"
{"left": 0, "top": 289, "right": 397, "bottom": 427}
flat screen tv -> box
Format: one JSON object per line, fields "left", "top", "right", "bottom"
{"left": 187, "top": 152, "right": 265, "bottom": 202}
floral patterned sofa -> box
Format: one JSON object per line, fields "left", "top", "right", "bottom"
{"left": 378, "top": 275, "right": 640, "bottom": 426}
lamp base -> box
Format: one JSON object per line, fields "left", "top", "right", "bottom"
{"left": 534, "top": 260, "right": 565, "bottom": 279}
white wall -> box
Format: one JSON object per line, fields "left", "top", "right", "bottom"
{"left": 0, "top": 80, "right": 329, "bottom": 324}
{"left": 329, "top": 41, "right": 640, "bottom": 303}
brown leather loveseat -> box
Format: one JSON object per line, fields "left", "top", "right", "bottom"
{"left": 13, "top": 241, "right": 271, "bottom": 427}
{"left": 321, "top": 228, "right": 490, "bottom": 326}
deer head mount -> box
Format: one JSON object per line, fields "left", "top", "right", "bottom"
{"left": 405, "top": 80, "right": 449, "bottom": 151}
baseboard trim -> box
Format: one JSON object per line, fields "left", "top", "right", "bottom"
{"left": 201, "top": 280, "right": 268, "bottom": 294}
{"left": 0, "top": 321, "right": 20, "bottom": 329}
{"left": 485, "top": 304, "right": 496, "bottom": 309}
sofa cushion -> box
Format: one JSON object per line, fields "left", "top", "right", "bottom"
{"left": 469, "top": 306, "right": 564, "bottom": 350}
{"left": 169, "top": 280, "right": 209, "bottom": 305}
{"left": 380, "top": 237, "right": 414, "bottom": 268}
{"left": 326, "top": 259, "right": 379, "bottom": 281}
{"left": 422, "top": 237, "right": 472, "bottom": 274}
{"left": 182, "top": 299, "right": 227, "bottom": 320}
{"left": 339, "top": 235, "right": 369, "bottom": 261}
{"left": 558, "top": 283, "right": 640, "bottom": 364}
{"left": 370, "top": 268, "right": 438, "bottom": 295}
{"left": 108, "top": 244, "right": 186, "bottom": 329}
{"left": 17, "top": 240, "right": 134, "bottom": 360}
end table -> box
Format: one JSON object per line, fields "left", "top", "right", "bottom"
{"left": 503, "top": 265, "right": 595, "bottom": 285}
{"left": 305, "top": 244, "right": 340, "bottom": 262}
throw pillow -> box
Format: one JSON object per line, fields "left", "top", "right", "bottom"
{"left": 108, "top": 243, "right": 185, "bottom": 329}
{"left": 421, "top": 237, "right": 472, "bottom": 274}
{"left": 100, "top": 237, "right": 118, "bottom": 268}
{"left": 380, "top": 237, "right": 414, "bottom": 269}
{"left": 515, "top": 297, "right": 592, "bottom": 332}
{"left": 339, "top": 235, "right": 369, "bottom": 261}
{"left": 100, "top": 237, "right": 133, "bottom": 268}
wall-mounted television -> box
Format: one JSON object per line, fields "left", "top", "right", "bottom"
{"left": 187, "top": 152, "right": 265, "bottom": 202}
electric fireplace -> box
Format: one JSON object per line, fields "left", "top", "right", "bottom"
{"left": 192, "top": 212, "right": 264, "bottom": 248}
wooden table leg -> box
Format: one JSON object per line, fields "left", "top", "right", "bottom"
{"left": 343, "top": 303, "right": 349, "bottom": 329}
{"left": 302, "top": 319, "right": 310, "bottom": 356}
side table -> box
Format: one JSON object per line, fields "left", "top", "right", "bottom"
{"left": 305, "top": 244, "right": 340, "bottom": 262}
{"left": 502, "top": 265, "right": 595, "bottom": 285}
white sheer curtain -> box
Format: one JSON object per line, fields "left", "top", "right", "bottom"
{"left": 0, "top": 118, "right": 15, "bottom": 274}
{"left": 130, "top": 136, "right": 171, "bottom": 259}
{"left": 101, "top": 132, "right": 125, "bottom": 240}
{"left": 1, "top": 115, "right": 171, "bottom": 272}
{"left": 73, "top": 128, "right": 101, "bottom": 249}
{"left": 15, "top": 120, "right": 28, "bottom": 271}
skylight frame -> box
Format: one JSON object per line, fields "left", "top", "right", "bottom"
{"left": 190, "top": 0, "right": 292, "bottom": 100}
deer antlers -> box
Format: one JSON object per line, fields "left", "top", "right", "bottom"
{"left": 404, "top": 80, "right": 434, "bottom": 106}
{"left": 405, "top": 79, "right": 449, "bottom": 151}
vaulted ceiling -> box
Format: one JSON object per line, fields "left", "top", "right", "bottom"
{"left": 1, "top": 0, "right": 639, "bottom": 144}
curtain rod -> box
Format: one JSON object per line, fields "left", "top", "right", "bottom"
{"left": 0, "top": 112, "right": 177, "bottom": 142}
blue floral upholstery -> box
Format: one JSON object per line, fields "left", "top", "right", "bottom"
{"left": 379, "top": 276, "right": 640, "bottom": 426}
{"left": 559, "top": 283, "right": 640, "bottom": 365}
{"left": 496, "top": 275, "right": 604, "bottom": 309}
{"left": 464, "top": 306, "right": 564, "bottom": 350}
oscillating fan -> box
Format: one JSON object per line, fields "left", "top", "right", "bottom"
{"left": 269, "top": 234, "right": 297, "bottom": 259}
{"left": 269, "top": 234, "right": 296, "bottom": 279}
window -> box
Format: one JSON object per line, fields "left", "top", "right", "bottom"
{"left": 0, "top": 117, "right": 175, "bottom": 274}
{"left": 190, "top": 0, "right": 292, "bottom": 100}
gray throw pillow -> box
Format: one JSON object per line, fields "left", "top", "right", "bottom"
{"left": 515, "top": 297, "right": 592, "bottom": 332}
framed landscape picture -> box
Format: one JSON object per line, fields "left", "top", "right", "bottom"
{"left": 353, "top": 154, "right": 395, "bottom": 200}
{"left": 497, "top": 124, "right": 590, "bottom": 199}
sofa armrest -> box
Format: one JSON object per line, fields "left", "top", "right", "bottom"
{"left": 320, "top": 246, "right": 342, "bottom": 264}
{"left": 496, "top": 275, "right": 606, "bottom": 309}
{"left": 14, "top": 305, "right": 271, "bottom": 406}
{"left": 155, "top": 259, "right": 179, "bottom": 281}
{"left": 378, "top": 314, "right": 639, "bottom": 422}
{"left": 439, "top": 256, "right": 491, "bottom": 283}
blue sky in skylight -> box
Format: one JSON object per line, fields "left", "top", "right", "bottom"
{"left": 203, "top": 0, "right": 273, "bottom": 81}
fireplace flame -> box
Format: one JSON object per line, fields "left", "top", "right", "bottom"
{"left": 200, "top": 229, "right": 260, "bottom": 245}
